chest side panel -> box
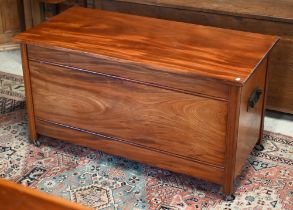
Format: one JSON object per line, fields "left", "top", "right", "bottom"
{"left": 235, "top": 58, "right": 267, "bottom": 176}
{"left": 29, "top": 60, "right": 228, "bottom": 166}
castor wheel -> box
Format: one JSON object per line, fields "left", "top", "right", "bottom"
{"left": 224, "top": 194, "right": 235, "bottom": 202}
{"left": 34, "top": 140, "right": 41, "bottom": 147}
{"left": 254, "top": 144, "right": 264, "bottom": 151}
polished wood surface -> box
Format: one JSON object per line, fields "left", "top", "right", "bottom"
{"left": 0, "top": 179, "right": 90, "bottom": 210}
{"left": 15, "top": 7, "right": 278, "bottom": 85}
{"left": 16, "top": 8, "right": 278, "bottom": 197}
{"left": 36, "top": 119, "right": 225, "bottom": 184}
{"left": 30, "top": 61, "right": 227, "bottom": 166}
{"left": 27, "top": 45, "right": 229, "bottom": 99}
{"left": 97, "top": 0, "right": 292, "bottom": 113}
{"left": 223, "top": 86, "right": 241, "bottom": 195}
{"left": 21, "top": 44, "right": 37, "bottom": 143}
{"left": 235, "top": 59, "right": 267, "bottom": 176}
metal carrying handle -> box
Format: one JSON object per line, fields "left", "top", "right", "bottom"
{"left": 247, "top": 88, "right": 262, "bottom": 111}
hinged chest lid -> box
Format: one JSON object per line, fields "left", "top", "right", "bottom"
{"left": 15, "top": 7, "right": 279, "bottom": 86}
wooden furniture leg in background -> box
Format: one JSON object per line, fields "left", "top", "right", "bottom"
{"left": 79, "top": 0, "right": 87, "bottom": 7}
{"left": 16, "top": 0, "right": 26, "bottom": 31}
{"left": 17, "top": 0, "right": 43, "bottom": 31}
{"left": 39, "top": 0, "right": 65, "bottom": 20}
{"left": 0, "top": 0, "right": 21, "bottom": 50}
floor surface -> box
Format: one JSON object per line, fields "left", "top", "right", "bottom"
{"left": 1, "top": 49, "right": 292, "bottom": 136}
{"left": 0, "top": 50, "right": 22, "bottom": 75}
{"left": 265, "top": 111, "right": 293, "bottom": 136}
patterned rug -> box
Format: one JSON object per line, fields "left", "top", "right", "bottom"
{"left": 0, "top": 71, "right": 25, "bottom": 114}
{"left": 0, "top": 110, "right": 292, "bottom": 210}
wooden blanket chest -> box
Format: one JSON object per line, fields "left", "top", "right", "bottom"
{"left": 15, "top": 7, "right": 278, "bottom": 198}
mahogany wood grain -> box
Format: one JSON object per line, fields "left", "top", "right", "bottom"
{"left": 0, "top": 179, "right": 91, "bottom": 210}
{"left": 158, "top": 8, "right": 292, "bottom": 114}
{"left": 16, "top": 7, "right": 278, "bottom": 197}
{"left": 158, "top": 7, "right": 292, "bottom": 114}
{"left": 96, "top": 0, "right": 292, "bottom": 113}
{"left": 29, "top": 61, "right": 228, "bottom": 166}
{"left": 235, "top": 59, "right": 267, "bottom": 176}
{"left": 36, "top": 119, "right": 225, "bottom": 185}
{"left": 15, "top": 7, "right": 278, "bottom": 85}
{"left": 20, "top": 44, "right": 37, "bottom": 143}
{"left": 223, "top": 86, "right": 241, "bottom": 195}
{"left": 134, "top": 3, "right": 292, "bottom": 113}
{"left": 27, "top": 45, "right": 229, "bottom": 100}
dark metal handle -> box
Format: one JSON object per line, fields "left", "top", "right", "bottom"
{"left": 247, "top": 88, "right": 262, "bottom": 111}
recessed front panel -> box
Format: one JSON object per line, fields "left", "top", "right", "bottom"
{"left": 29, "top": 61, "right": 228, "bottom": 166}
{"left": 36, "top": 119, "right": 225, "bottom": 185}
